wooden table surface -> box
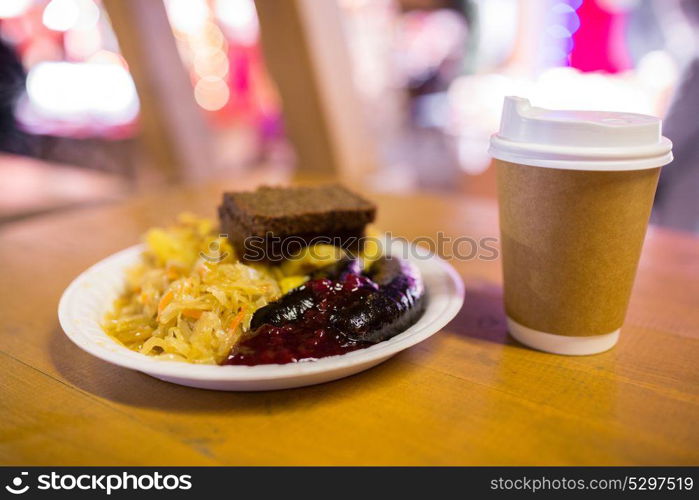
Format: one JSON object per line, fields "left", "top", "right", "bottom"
{"left": 1, "top": 182, "right": 698, "bottom": 465}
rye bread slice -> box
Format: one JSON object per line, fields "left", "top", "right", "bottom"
{"left": 219, "top": 184, "right": 376, "bottom": 262}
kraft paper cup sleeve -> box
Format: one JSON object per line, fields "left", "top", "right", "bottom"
{"left": 496, "top": 160, "right": 661, "bottom": 337}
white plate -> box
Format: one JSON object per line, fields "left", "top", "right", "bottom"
{"left": 58, "top": 243, "right": 464, "bottom": 391}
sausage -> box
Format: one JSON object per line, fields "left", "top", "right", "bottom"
{"left": 250, "top": 255, "right": 425, "bottom": 344}
{"left": 250, "top": 285, "right": 315, "bottom": 330}
{"left": 250, "top": 256, "right": 360, "bottom": 330}
{"left": 329, "top": 256, "right": 425, "bottom": 343}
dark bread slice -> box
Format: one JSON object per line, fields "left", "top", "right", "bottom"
{"left": 220, "top": 184, "right": 375, "bottom": 235}
{"left": 219, "top": 184, "right": 376, "bottom": 262}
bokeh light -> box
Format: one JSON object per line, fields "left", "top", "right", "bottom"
{"left": 165, "top": 0, "right": 209, "bottom": 35}
{"left": 0, "top": 0, "right": 33, "bottom": 19}
{"left": 42, "top": 0, "right": 81, "bottom": 32}
{"left": 194, "top": 76, "right": 230, "bottom": 111}
{"left": 194, "top": 47, "right": 229, "bottom": 79}
{"left": 26, "top": 61, "right": 139, "bottom": 123}
{"left": 215, "top": 0, "right": 258, "bottom": 45}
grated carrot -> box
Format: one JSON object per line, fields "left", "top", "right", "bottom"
{"left": 182, "top": 309, "right": 203, "bottom": 319}
{"left": 228, "top": 308, "right": 247, "bottom": 333}
{"left": 157, "top": 290, "right": 174, "bottom": 315}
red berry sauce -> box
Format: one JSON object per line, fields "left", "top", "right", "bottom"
{"left": 224, "top": 274, "right": 375, "bottom": 365}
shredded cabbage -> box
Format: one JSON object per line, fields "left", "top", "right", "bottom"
{"left": 102, "top": 213, "right": 341, "bottom": 364}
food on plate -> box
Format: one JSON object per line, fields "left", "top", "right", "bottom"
{"left": 226, "top": 255, "right": 424, "bottom": 365}
{"left": 248, "top": 256, "right": 362, "bottom": 329}
{"left": 103, "top": 185, "right": 425, "bottom": 366}
{"left": 329, "top": 256, "right": 425, "bottom": 343}
{"left": 219, "top": 184, "right": 376, "bottom": 262}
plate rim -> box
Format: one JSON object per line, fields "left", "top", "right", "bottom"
{"left": 58, "top": 243, "right": 465, "bottom": 382}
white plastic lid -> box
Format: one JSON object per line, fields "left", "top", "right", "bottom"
{"left": 488, "top": 96, "right": 673, "bottom": 171}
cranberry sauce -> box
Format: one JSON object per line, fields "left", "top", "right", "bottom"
{"left": 224, "top": 274, "right": 375, "bottom": 365}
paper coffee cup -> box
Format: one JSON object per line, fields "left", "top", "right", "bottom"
{"left": 489, "top": 97, "right": 673, "bottom": 355}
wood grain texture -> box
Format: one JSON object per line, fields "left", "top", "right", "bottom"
{"left": 0, "top": 183, "right": 697, "bottom": 465}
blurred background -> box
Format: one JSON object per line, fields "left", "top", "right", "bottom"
{"left": 0, "top": 0, "right": 697, "bottom": 231}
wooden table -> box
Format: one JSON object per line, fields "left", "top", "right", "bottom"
{"left": 1, "top": 182, "right": 698, "bottom": 465}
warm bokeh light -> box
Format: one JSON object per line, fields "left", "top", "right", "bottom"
{"left": 25, "top": 61, "right": 139, "bottom": 123}
{"left": 165, "top": 0, "right": 209, "bottom": 35}
{"left": 194, "top": 75, "right": 230, "bottom": 111}
{"left": 0, "top": 0, "right": 33, "bottom": 19}
{"left": 163, "top": 1, "right": 242, "bottom": 114}
{"left": 42, "top": 0, "right": 100, "bottom": 32}
{"left": 194, "top": 47, "right": 229, "bottom": 79}
{"left": 42, "top": 0, "right": 80, "bottom": 32}
{"left": 215, "top": 0, "right": 258, "bottom": 45}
